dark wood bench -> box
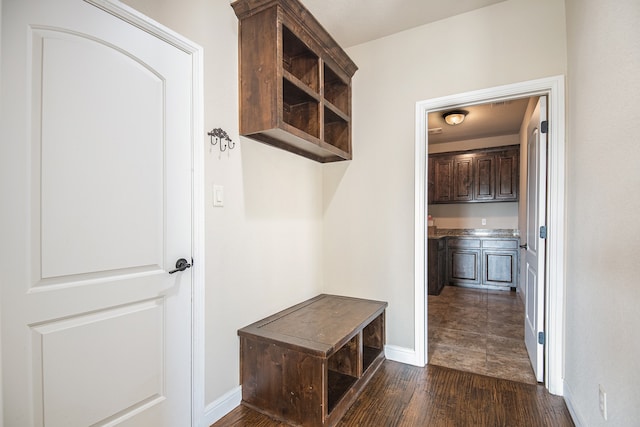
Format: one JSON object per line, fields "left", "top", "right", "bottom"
{"left": 238, "top": 294, "right": 387, "bottom": 426}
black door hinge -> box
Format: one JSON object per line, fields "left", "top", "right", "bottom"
{"left": 541, "top": 120, "right": 548, "bottom": 134}
{"left": 538, "top": 331, "right": 545, "bottom": 345}
{"left": 539, "top": 226, "right": 547, "bottom": 239}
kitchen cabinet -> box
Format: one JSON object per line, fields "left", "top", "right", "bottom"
{"left": 231, "top": 0, "right": 357, "bottom": 163}
{"left": 447, "top": 238, "right": 481, "bottom": 287}
{"left": 482, "top": 239, "right": 519, "bottom": 288}
{"left": 474, "top": 154, "right": 496, "bottom": 201}
{"left": 238, "top": 294, "right": 387, "bottom": 427}
{"left": 428, "top": 238, "right": 447, "bottom": 295}
{"left": 495, "top": 149, "right": 519, "bottom": 201}
{"left": 453, "top": 155, "right": 474, "bottom": 201}
{"left": 431, "top": 157, "right": 454, "bottom": 203}
{"left": 446, "top": 237, "right": 519, "bottom": 290}
{"left": 429, "top": 145, "right": 520, "bottom": 204}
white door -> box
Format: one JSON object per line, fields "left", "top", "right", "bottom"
{"left": 523, "top": 96, "right": 547, "bottom": 382}
{"left": 1, "top": 1, "right": 194, "bottom": 425}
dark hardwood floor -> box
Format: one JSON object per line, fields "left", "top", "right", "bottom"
{"left": 212, "top": 361, "right": 574, "bottom": 426}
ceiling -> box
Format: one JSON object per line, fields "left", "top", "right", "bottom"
{"left": 428, "top": 98, "right": 532, "bottom": 144}
{"left": 298, "top": 0, "right": 528, "bottom": 144}
{"left": 301, "top": 0, "right": 507, "bottom": 48}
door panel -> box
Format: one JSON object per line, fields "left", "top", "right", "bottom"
{"left": 33, "top": 300, "right": 164, "bottom": 427}
{"left": 523, "top": 97, "right": 547, "bottom": 382}
{"left": 453, "top": 156, "right": 473, "bottom": 201}
{"left": 38, "top": 30, "right": 164, "bottom": 280}
{"left": 474, "top": 155, "right": 495, "bottom": 200}
{"left": 1, "top": 1, "right": 193, "bottom": 425}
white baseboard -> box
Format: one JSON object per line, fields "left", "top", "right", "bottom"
{"left": 203, "top": 385, "right": 242, "bottom": 426}
{"left": 385, "top": 345, "right": 423, "bottom": 367}
{"left": 562, "top": 380, "right": 585, "bottom": 427}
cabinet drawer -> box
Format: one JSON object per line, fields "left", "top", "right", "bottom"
{"left": 447, "top": 238, "right": 481, "bottom": 248}
{"left": 482, "top": 239, "right": 518, "bottom": 249}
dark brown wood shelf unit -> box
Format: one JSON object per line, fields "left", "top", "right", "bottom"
{"left": 232, "top": 0, "right": 357, "bottom": 163}
{"left": 238, "top": 294, "right": 387, "bottom": 427}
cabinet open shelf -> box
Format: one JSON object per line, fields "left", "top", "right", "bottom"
{"left": 282, "top": 26, "right": 319, "bottom": 92}
{"left": 363, "top": 313, "right": 384, "bottom": 371}
{"left": 232, "top": 0, "right": 357, "bottom": 163}
{"left": 327, "top": 333, "right": 359, "bottom": 414}
{"left": 324, "top": 63, "right": 349, "bottom": 115}
{"left": 283, "top": 78, "right": 319, "bottom": 138}
{"left": 327, "top": 370, "right": 357, "bottom": 414}
{"left": 324, "top": 106, "right": 349, "bottom": 153}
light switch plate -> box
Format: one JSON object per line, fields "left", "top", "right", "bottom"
{"left": 213, "top": 185, "right": 224, "bottom": 207}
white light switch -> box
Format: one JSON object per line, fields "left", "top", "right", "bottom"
{"left": 213, "top": 185, "right": 224, "bottom": 207}
{"left": 481, "top": 218, "right": 487, "bottom": 226}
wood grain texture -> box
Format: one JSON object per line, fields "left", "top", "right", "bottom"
{"left": 429, "top": 145, "right": 520, "bottom": 204}
{"left": 232, "top": 0, "right": 356, "bottom": 162}
{"left": 212, "top": 362, "right": 574, "bottom": 427}
{"left": 238, "top": 295, "right": 387, "bottom": 426}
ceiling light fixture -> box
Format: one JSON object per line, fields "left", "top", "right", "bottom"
{"left": 443, "top": 110, "right": 468, "bottom": 126}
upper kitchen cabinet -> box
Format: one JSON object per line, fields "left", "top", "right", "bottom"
{"left": 231, "top": 0, "right": 358, "bottom": 163}
{"left": 429, "top": 145, "right": 520, "bottom": 204}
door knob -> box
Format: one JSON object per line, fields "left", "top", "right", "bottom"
{"left": 169, "top": 258, "right": 192, "bottom": 274}
{"left": 519, "top": 243, "right": 528, "bottom": 249}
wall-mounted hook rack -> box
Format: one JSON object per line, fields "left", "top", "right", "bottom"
{"left": 208, "top": 128, "right": 235, "bottom": 152}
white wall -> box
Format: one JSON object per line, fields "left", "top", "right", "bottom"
{"left": 323, "top": 0, "right": 567, "bottom": 349}
{"left": 121, "top": 0, "right": 324, "bottom": 412}
{"left": 429, "top": 134, "right": 520, "bottom": 230}
{"left": 564, "top": 0, "right": 640, "bottom": 425}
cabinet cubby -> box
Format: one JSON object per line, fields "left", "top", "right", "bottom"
{"left": 324, "top": 106, "right": 349, "bottom": 152}
{"left": 324, "top": 63, "right": 349, "bottom": 114}
{"left": 283, "top": 79, "right": 319, "bottom": 138}
{"left": 282, "top": 26, "right": 319, "bottom": 92}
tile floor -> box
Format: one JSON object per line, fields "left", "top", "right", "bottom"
{"left": 428, "top": 285, "right": 537, "bottom": 384}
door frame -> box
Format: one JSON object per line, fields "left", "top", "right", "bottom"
{"left": 83, "top": 1, "right": 206, "bottom": 424}
{"left": 413, "top": 75, "right": 565, "bottom": 395}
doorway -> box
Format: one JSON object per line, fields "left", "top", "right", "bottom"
{"left": 426, "top": 95, "right": 538, "bottom": 384}
{"left": 413, "top": 76, "right": 566, "bottom": 395}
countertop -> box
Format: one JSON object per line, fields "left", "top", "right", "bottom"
{"left": 428, "top": 228, "right": 520, "bottom": 239}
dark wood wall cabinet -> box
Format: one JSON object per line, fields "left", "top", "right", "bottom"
{"left": 446, "top": 237, "right": 519, "bottom": 290}
{"left": 238, "top": 294, "right": 387, "bottom": 427}
{"left": 231, "top": 0, "right": 358, "bottom": 163}
{"left": 429, "top": 145, "right": 520, "bottom": 204}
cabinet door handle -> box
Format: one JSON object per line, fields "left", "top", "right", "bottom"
{"left": 519, "top": 243, "right": 528, "bottom": 249}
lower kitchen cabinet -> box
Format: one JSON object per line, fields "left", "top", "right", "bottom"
{"left": 446, "top": 236, "right": 519, "bottom": 290}
{"left": 447, "top": 238, "right": 481, "bottom": 287}
{"left": 428, "top": 238, "right": 446, "bottom": 295}
{"left": 482, "top": 239, "right": 519, "bottom": 288}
